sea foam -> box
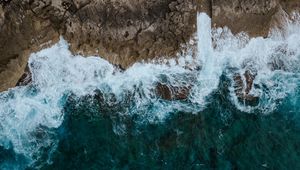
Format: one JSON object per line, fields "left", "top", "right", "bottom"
{"left": 0, "top": 13, "right": 299, "bottom": 167}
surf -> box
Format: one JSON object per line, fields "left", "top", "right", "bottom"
{"left": 0, "top": 12, "right": 299, "bottom": 168}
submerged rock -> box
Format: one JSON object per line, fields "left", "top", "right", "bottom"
{"left": 154, "top": 67, "right": 260, "bottom": 104}
{"left": 233, "top": 70, "right": 259, "bottom": 106}
{"left": 156, "top": 82, "right": 191, "bottom": 100}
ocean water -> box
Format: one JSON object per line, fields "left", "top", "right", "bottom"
{"left": 0, "top": 13, "right": 300, "bottom": 169}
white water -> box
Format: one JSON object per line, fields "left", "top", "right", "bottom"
{"left": 190, "top": 13, "right": 224, "bottom": 106}
{"left": 191, "top": 12, "right": 300, "bottom": 113}
{"left": 0, "top": 38, "right": 197, "bottom": 166}
{"left": 210, "top": 12, "right": 300, "bottom": 112}
{"left": 0, "top": 12, "right": 299, "bottom": 167}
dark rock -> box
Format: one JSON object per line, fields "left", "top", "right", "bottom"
{"left": 0, "top": 0, "right": 12, "bottom": 7}
{"left": 16, "top": 64, "right": 32, "bottom": 86}
{"left": 156, "top": 82, "right": 190, "bottom": 100}
{"left": 233, "top": 70, "right": 259, "bottom": 106}
{"left": 62, "top": 0, "right": 77, "bottom": 14}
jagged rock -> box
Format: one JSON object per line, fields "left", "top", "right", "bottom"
{"left": 62, "top": 0, "right": 197, "bottom": 68}
{"left": 156, "top": 82, "right": 190, "bottom": 100}
{"left": 0, "top": 1, "right": 60, "bottom": 92}
{"left": 0, "top": 0, "right": 197, "bottom": 92}
{"left": 0, "top": 0, "right": 12, "bottom": 6}
{"left": 233, "top": 70, "right": 259, "bottom": 106}
{"left": 16, "top": 64, "right": 32, "bottom": 86}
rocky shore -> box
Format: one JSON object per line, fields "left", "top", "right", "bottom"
{"left": 0, "top": 0, "right": 299, "bottom": 92}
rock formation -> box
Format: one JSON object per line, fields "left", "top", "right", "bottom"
{"left": 0, "top": 0, "right": 197, "bottom": 91}
{"left": 156, "top": 82, "right": 191, "bottom": 101}
{"left": 0, "top": 0, "right": 300, "bottom": 92}
{"left": 233, "top": 70, "right": 259, "bottom": 106}
{"left": 211, "top": 0, "right": 300, "bottom": 37}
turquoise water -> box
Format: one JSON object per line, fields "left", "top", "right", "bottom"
{"left": 1, "top": 75, "right": 299, "bottom": 169}
{"left": 44, "top": 77, "right": 300, "bottom": 170}
{"left": 0, "top": 13, "right": 300, "bottom": 169}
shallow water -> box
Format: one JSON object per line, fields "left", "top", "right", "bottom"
{"left": 0, "top": 13, "right": 300, "bottom": 169}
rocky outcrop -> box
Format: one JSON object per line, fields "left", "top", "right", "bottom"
{"left": 233, "top": 70, "right": 259, "bottom": 106}
{"left": 64, "top": 0, "right": 197, "bottom": 68}
{"left": 0, "top": 1, "right": 60, "bottom": 92}
{"left": 0, "top": 0, "right": 197, "bottom": 92}
{"left": 212, "top": 0, "right": 300, "bottom": 37}
{"left": 156, "top": 83, "right": 191, "bottom": 100}
{"left": 0, "top": 0, "right": 300, "bottom": 92}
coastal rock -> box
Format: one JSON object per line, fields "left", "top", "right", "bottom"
{"left": 0, "top": 2, "right": 60, "bottom": 92}
{"left": 233, "top": 70, "right": 259, "bottom": 106}
{"left": 16, "top": 65, "right": 32, "bottom": 87}
{"left": 63, "top": 0, "right": 197, "bottom": 68}
{"left": 156, "top": 82, "right": 191, "bottom": 101}
{"left": 0, "top": 0, "right": 300, "bottom": 92}
{"left": 212, "top": 0, "right": 300, "bottom": 37}
{"left": 0, "top": 0, "right": 197, "bottom": 92}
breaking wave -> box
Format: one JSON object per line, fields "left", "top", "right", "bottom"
{"left": 0, "top": 13, "right": 299, "bottom": 168}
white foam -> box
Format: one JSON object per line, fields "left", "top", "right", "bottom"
{"left": 214, "top": 19, "right": 300, "bottom": 113}
{"left": 190, "top": 12, "right": 300, "bottom": 113}
{"left": 0, "top": 37, "right": 195, "bottom": 165}
{"left": 190, "top": 13, "right": 225, "bottom": 106}
{"left": 0, "top": 12, "right": 299, "bottom": 166}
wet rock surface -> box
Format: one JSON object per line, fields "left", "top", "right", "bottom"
{"left": 233, "top": 70, "right": 259, "bottom": 106}
{"left": 16, "top": 65, "right": 32, "bottom": 87}
{"left": 156, "top": 82, "right": 191, "bottom": 101}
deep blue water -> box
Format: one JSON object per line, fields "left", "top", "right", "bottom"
{"left": 0, "top": 70, "right": 300, "bottom": 170}
{"left": 9, "top": 76, "right": 296, "bottom": 170}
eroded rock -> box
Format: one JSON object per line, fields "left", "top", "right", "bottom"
{"left": 0, "top": 0, "right": 197, "bottom": 92}
{"left": 156, "top": 82, "right": 191, "bottom": 100}
{"left": 16, "top": 64, "right": 32, "bottom": 87}
{"left": 212, "top": 0, "right": 300, "bottom": 37}
{"left": 233, "top": 70, "right": 259, "bottom": 106}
